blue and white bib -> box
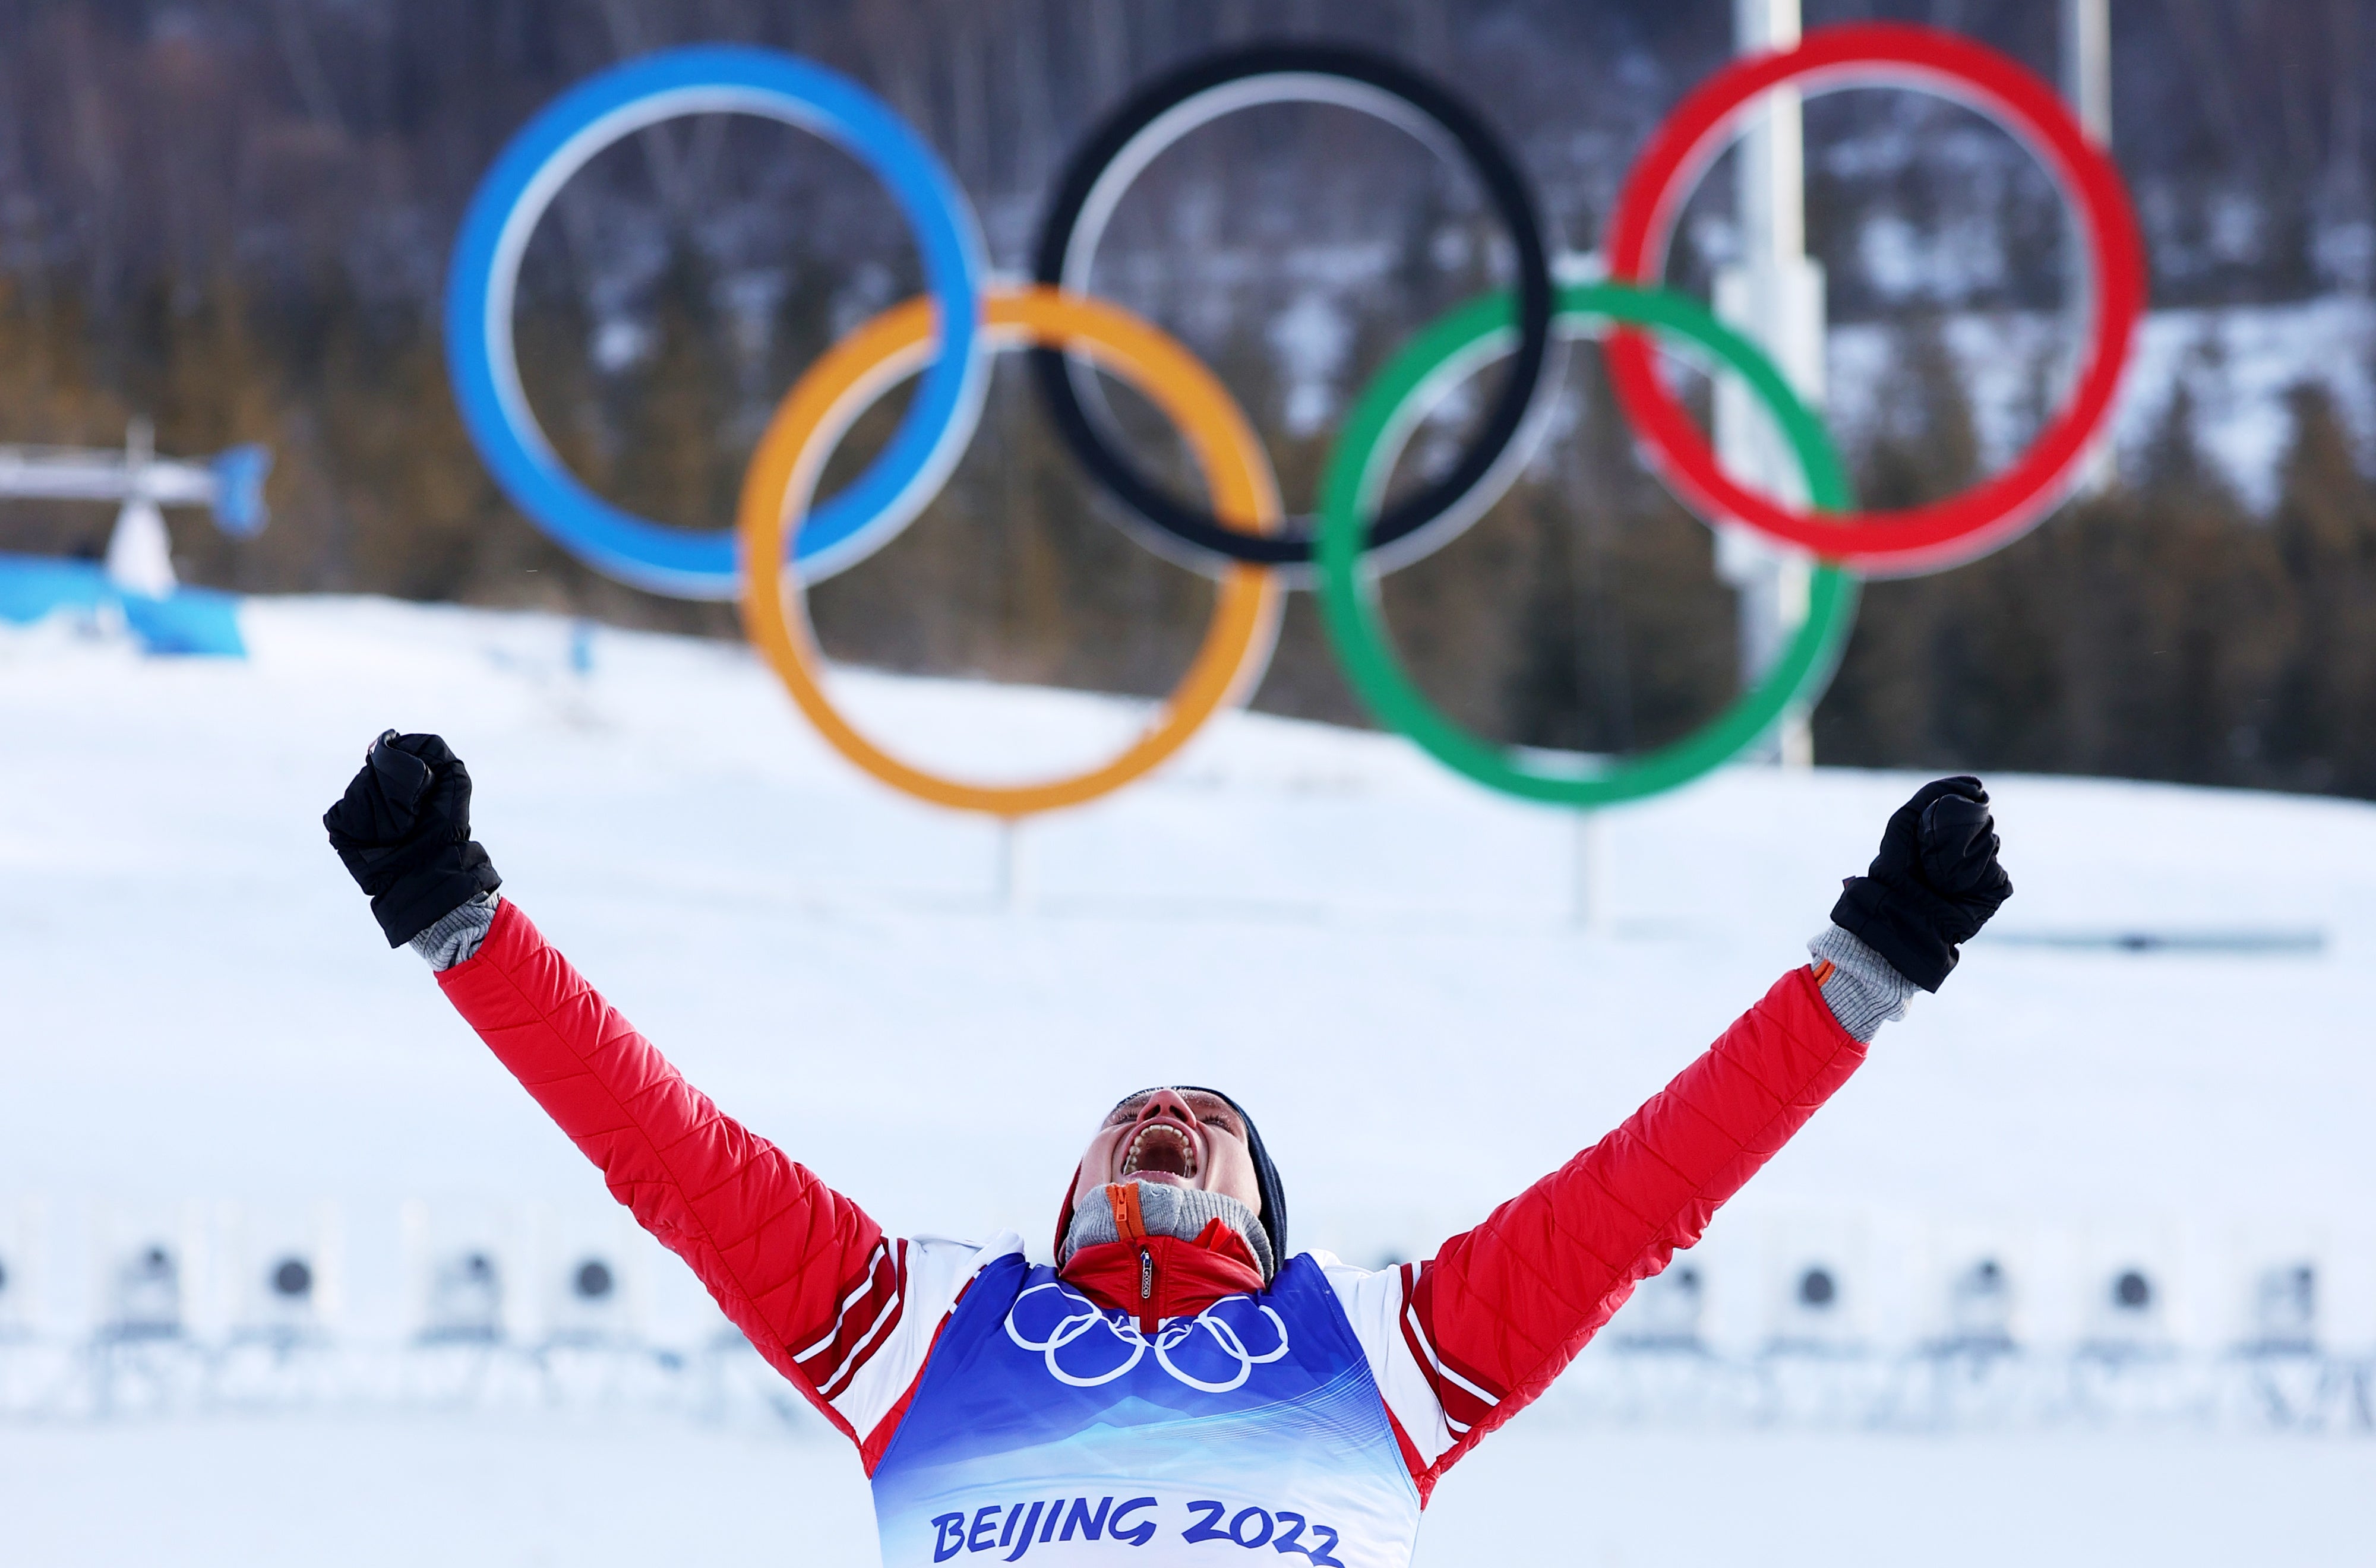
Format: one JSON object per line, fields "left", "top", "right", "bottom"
{"left": 870, "top": 1253, "right": 1422, "bottom": 1567}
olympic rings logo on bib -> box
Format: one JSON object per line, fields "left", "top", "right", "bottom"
{"left": 1005, "top": 1280, "right": 1290, "bottom": 1395}
{"left": 445, "top": 27, "right": 2143, "bottom": 817}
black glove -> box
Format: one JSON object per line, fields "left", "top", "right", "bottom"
{"left": 324, "top": 731, "right": 501, "bottom": 949}
{"left": 1831, "top": 776, "right": 2011, "bottom": 992}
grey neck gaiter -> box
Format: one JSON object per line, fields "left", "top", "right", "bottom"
{"left": 1060, "top": 1180, "right": 1275, "bottom": 1279}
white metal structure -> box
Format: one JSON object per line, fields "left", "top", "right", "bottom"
{"left": 0, "top": 418, "right": 270, "bottom": 597}
{"left": 2063, "top": 0, "right": 2118, "bottom": 492}
{"left": 1713, "top": 0, "right": 1822, "bottom": 769}
{"left": 1710, "top": 1, "right": 2117, "bottom": 760}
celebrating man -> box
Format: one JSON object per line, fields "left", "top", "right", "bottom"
{"left": 326, "top": 732, "right": 2008, "bottom": 1567}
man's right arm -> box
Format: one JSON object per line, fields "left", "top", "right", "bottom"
{"left": 323, "top": 729, "right": 967, "bottom": 1447}
{"left": 436, "top": 897, "right": 915, "bottom": 1439}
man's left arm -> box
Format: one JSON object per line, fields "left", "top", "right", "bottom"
{"left": 1329, "top": 777, "right": 2010, "bottom": 1497}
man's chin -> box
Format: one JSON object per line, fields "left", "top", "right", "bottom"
{"left": 1115, "top": 1171, "right": 1193, "bottom": 1189}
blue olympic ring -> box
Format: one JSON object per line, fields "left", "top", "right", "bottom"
{"left": 443, "top": 45, "right": 989, "bottom": 600}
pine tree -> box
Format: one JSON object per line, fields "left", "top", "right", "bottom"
{"left": 2266, "top": 382, "right": 2376, "bottom": 794}
{"left": 0, "top": 274, "right": 128, "bottom": 560}
{"left": 1812, "top": 315, "right": 1983, "bottom": 769}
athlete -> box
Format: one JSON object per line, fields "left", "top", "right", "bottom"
{"left": 326, "top": 732, "right": 2010, "bottom": 1567}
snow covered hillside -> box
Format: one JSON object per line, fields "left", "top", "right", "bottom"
{"left": 1827, "top": 295, "right": 2376, "bottom": 514}
{"left": 2, "top": 596, "right": 2370, "bottom": 1566}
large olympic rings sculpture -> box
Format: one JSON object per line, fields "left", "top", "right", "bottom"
{"left": 446, "top": 24, "right": 2144, "bottom": 818}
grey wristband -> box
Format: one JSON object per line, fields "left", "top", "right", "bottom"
{"left": 409, "top": 892, "right": 498, "bottom": 971}
{"left": 1808, "top": 922, "right": 1917, "bottom": 1042}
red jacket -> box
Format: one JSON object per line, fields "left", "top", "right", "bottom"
{"left": 440, "top": 899, "right": 1865, "bottom": 1497}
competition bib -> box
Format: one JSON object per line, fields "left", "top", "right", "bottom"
{"left": 870, "top": 1254, "right": 1421, "bottom": 1567}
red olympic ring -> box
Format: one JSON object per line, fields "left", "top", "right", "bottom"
{"left": 1604, "top": 23, "right": 2146, "bottom": 574}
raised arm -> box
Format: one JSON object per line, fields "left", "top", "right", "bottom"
{"left": 1383, "top": 965, "right": 1863, "bottom": 1488}
{"left": 1337, "top": 777, "right": 2011, "bottom": 1497}
{"left": 436, "top": 897, "right": 901, "bottom": 1432}
{"left": 323, "top": 732, "right": 905, "bottom": 1443}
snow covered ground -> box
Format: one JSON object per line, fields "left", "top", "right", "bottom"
{"left": 2, "top": 596, "right": 2371, "bottom": 1564}
{"left": 2, "top": 1412, "right": 2365, "bottom": 1568}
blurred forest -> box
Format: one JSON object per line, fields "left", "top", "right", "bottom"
{"left": 2, "top": 0, "right": 2375, "bottom": 799}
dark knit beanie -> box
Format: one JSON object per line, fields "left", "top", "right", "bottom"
{"left": 1179, "top": 1085, "right": 1287, "bottom": 1267}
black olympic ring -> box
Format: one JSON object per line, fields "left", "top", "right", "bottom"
{"left": 1030, "top": 42, "right": 1557, "bottom": 572}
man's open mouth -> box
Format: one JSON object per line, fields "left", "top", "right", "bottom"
{"left": 1119, "top": 1122, "right": 1200, "bottom": 1184}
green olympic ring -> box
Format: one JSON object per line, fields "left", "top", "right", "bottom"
{"left": 1313, "top": 282, "right": 1862, "bottom": 808}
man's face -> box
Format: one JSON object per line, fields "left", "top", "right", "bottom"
{"left": 1076, "top": 1088, "right": 1261, "bottom": 1214}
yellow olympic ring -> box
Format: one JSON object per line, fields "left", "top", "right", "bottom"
{"left": 737, "top": 286, "right": 1284, "bottom": 818}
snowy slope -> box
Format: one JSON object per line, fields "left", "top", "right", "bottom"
{"left": 2, "top": 596, "right": 2371, "bottom": 1565}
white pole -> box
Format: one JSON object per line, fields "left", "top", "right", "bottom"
{"left": 1714, "top": 0, "right": 1824, "bottom": 769}
{"left": 1571, "top": 809, "right": 1606, "bottom": 932}
{"left": 2062, "top": 0, "right": 2111, "bottom": 143}
{"left": 994, "top": 818, "right": 1029, "bottom": 913}
{"left": 2062, "top": 0, "right": 2118, "bottom": 494}
{"left": 103, "top": 418, "right": 177, "bottom": 598}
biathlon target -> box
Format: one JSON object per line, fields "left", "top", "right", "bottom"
{"left": 442, "top": 26, "right": 2144, "bottom": 818}
{"left": 444, "top": 45, "right": 989, "bottom": 600}
{"left": 1030, "top": 43, "right": 1558, "bottom": 574}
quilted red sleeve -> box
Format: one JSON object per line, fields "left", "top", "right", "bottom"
{"left": 434, "top": 899, "right": 896, "bottom": 1443}
{"left": 1405, "top": 966, "right": 1866, "bottom": 1490}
